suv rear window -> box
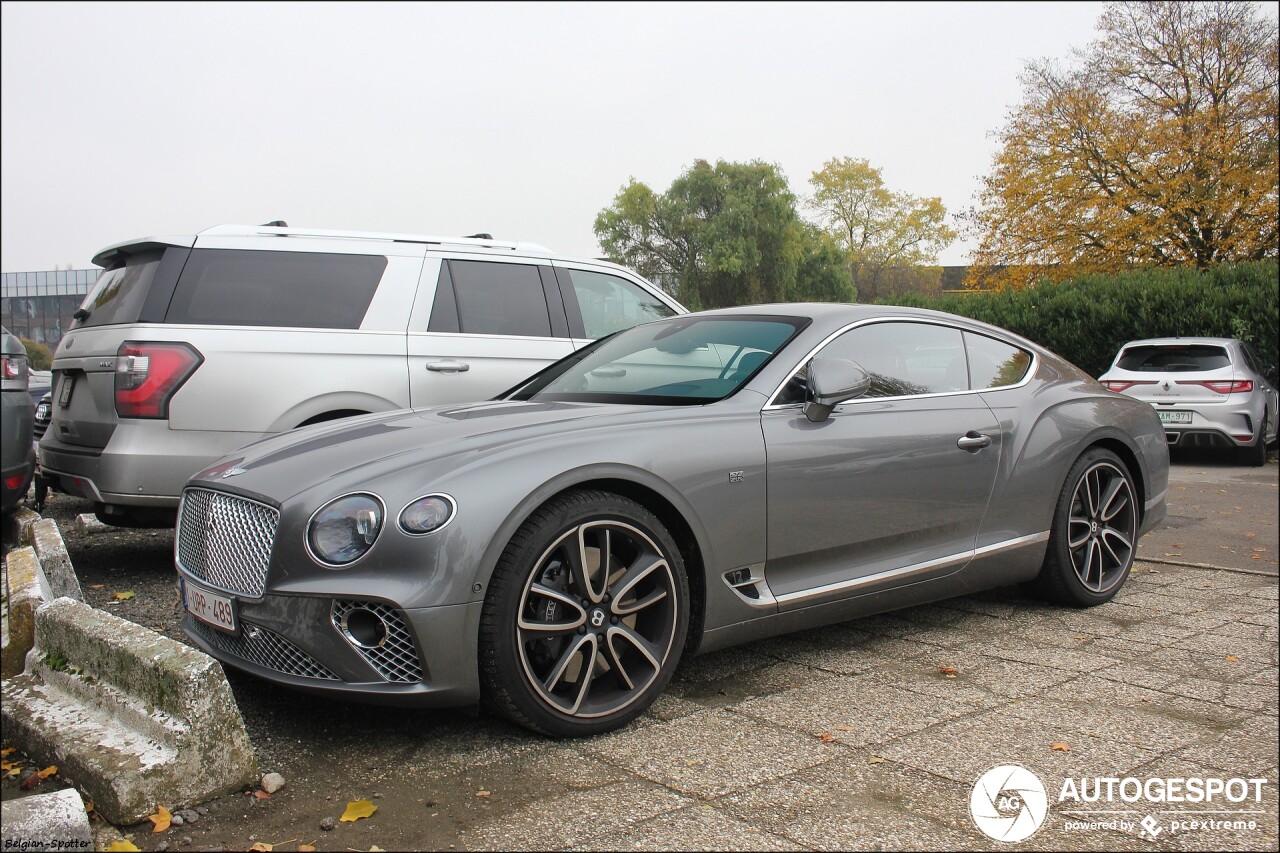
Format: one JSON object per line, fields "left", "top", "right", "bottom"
{"left": 75, "top": 249, "right": 167, "bottom": 328}
{"left": 1117, "top": 345, "right": 1230, "bottom": 372}
{"left": 165, "top": 249, "right": 386, "bottom": 329}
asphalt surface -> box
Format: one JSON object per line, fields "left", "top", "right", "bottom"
{"left": 2, "top": 447, "right": 1277, "bottom": 852}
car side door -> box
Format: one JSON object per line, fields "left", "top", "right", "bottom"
{"left": 407, "top": 256, "right": 575, "bottom": 408}
{"left": 761, "top": 320, "right": 1003, "bottom": 610}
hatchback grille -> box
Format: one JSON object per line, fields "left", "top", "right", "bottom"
{"left": 189, "top": 618, "right": 338, "bottom": 681}
{"left": 332, "top": 599, "right": 423, "bottom": 683}
{"left": 177, "top": 488, "right": 278, "bottom": 597}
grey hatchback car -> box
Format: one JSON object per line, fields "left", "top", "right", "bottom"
{"left": 1098, "top": 337, "right": 1278, "bottom": 466}
{"left": 2, "top": 326, "right": 36, "bottom": 513}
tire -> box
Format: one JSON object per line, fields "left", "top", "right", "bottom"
{"left": 1237, "top": 414, "right": 1268, "bottom": 467}
{"left": 1032, "top": 448, "right": 1138, "bottom": 607}
{"left": 479, "top": 490, "right": 690, "bottom": 737}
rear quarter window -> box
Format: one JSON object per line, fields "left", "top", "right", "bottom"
{"left": 1117, "top": 345, "right": 1230, "bottom": 372}
{"left": 164, "top": 249, "right": 386, "bottom": 328}
{"left": 75, "top": 249, "right": 167, "bottom": 328}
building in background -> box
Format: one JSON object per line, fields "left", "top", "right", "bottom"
{"left": 1, "top": 269, "right": 97, "bottom": 350}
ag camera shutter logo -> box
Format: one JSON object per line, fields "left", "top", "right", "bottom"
{"left": 970, "top": 764, "right": 1049, "bottom": 842}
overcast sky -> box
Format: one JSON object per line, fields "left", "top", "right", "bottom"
{"left": 0, "top": 0, "right": 1122, "bottom": 273}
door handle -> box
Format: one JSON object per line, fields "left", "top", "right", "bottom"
{"left": 956, "top": 431, "right": 992, "bottom": 451}
{"left": 425, "top": 360, "right": 470, "bottom": 373}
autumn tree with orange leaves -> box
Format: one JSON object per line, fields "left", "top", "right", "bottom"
{"left": 965, "top": 1, "right": 1278, "bottom": 288}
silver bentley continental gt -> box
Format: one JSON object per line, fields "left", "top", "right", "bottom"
{"left": 175, "top": 304, "right": 1169, "bottom": 736}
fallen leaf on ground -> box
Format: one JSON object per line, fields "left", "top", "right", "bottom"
{"left": 254, "top": 789, "right": 271, "bottom": 799}
{"left": 868, "top": 756, "right": 886, "bottom": 764}
{"left": 1146, "top": 568, "right": 1160, "bottom": 574}
{"left": 370, "top": 847, "right": 386, "bottom": 852}
{"left": 248, "top": 844, "right": 273, "bottom": 852}
{"left": 1225, "top": 656, "right": 1240, "bottom": 663}
{"left": 340, "top": 800, "right": 377, "bottom": 822}
{"left": 297, "top": 845, "right": 317, "bottom": 852}
{"left": 149, "top": 804, "right": 172, "bottom": 833}
{"left": 111, "top": 590, "right": 135, "bottom": 601}
{"left": 90, "top": 583, "right": 105, "bottom": 590}
{"left": 1253, "top": 547, "right": 1268, "bottom": 553}
{"left": 818, "top": 732, "right": 836, "bottom": 742}
{"left": 1, "top": 747, "right": 14, "bottom": 757}
{"left": 1073, "top": 634, "right": 1088, "bottom": 640}
{"left": 475, "top": 789, "right": 491, "bottom": 798}
{"left": 104, "top": 842, "right": 141, "bottom": 852}
{"left": 938, "top": 666, "right": 958, "bottom": 677}
{"left": 1050, "top": 742, "right": 1071, "bottom": 752}
{"left": 1245, "top": 531, "right": 1257, "bottom": 538}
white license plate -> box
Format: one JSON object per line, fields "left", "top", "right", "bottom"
{"left": 1157, "top": 410, "right": 1192, "bottom": 424}
{"left": 182, "top": 580, "right": 236, "bottom": 633}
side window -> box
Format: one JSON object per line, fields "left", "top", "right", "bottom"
{"left": 165, "top": 249, "right": 386, "bottom": 329}
{"left": 965, "top": 332, "right": 1032, "bottom": 389}
{"left": 564, "top": 269, "right": 674, "bottom": 338}
{"left": 817, "top": 322, "right": 968, "bottom": 398}
{"left": 449, "top": 260, "right": 552, "bottom": 337}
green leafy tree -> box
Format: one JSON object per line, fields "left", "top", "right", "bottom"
{"left": 20, "top": 337, "right": 52, "bottom": 371}
{"left": 595, "top": 159, "right": 854, "bottom": 309}
{"left": 807, "top": 157, "right": 956, "bottom": 302}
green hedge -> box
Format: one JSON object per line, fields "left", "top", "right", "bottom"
{"left": 881, "top": 262, "right": 1279, "bottom": 378}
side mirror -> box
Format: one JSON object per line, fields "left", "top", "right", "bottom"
{"left": 803, "top": 357, "right": 871, "bottom": 423}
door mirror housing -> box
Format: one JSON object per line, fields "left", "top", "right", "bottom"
{"left": 803, "top": 357, "right": 872, "bottom": 423}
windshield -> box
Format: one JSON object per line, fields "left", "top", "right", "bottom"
{"left": 510, "top": 315, "right": 808, "bottom": 405}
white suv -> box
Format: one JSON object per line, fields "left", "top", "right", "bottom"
{"left": 39, "top": 223, "right": 684, "bottom": 526}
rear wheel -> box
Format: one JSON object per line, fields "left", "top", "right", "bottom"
{"left": 479, "top": 490, "right": 689, "bottom": 737}
{"left": 1032, "top": 448, "right": 1138, "bottom": 607}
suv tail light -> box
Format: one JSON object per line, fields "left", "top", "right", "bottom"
{"left": 1102, "top": 380, "right": 1155, "bottom": 392}
{"left": 1178, "top": 379, "right": 1254, "bottom": 394}
{"left": 115, "top": 342, "right": 203, "bottom": 419}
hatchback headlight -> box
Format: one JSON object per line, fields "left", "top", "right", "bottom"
{"left": 399, "top": 494, "right": 456, "bottom": 535}
{"left": 307, "top": 493, "right": 384, "bottom": 567}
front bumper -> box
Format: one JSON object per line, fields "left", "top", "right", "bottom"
{"left": 177, "top": 577, "right": 484, "bottom": 708}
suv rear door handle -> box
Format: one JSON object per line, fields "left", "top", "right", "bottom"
{"left": 425, "top": 361, "right": 470, "bottom": 373}
{"left": 956, "top": 431, "right": 992, "bottom": 451}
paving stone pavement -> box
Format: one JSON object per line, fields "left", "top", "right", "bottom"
{"left": 445, "top": 561, "right": 1278, "bottom": 852}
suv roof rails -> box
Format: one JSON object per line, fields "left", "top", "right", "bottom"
{"left": 197, "top": 224, "right": 550, "bottom": 253}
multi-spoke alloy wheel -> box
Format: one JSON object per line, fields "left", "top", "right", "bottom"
{"left": 1034, "top": 448, "right": 1139, "bottom": 607}
{"left": 480, "top": 490, "right": 689, "bottom": 736}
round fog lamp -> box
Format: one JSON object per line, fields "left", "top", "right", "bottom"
{"left": 399, "top": 494, "right": 456, "bottom": 535}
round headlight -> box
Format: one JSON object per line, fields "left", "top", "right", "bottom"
{"left": 306, "top": 493, "right": 384, "bottom": 567}
{"left": 399, "top": 494, "right": 456, "bottom": 535}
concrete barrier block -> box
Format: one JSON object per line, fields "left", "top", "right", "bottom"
{"left": 1, "top": 597, "right": 259, "bottom": 825}
{"left": 28, "top": 519, "right": 82, "bottom": 602}
{"left": 2, "top": 545, "right": 48, "bottom": 679}
{"left": 11, "top": 506, "right": 41, "bottom": 545}
{"left": 0, "top": 788, "right": 93, "bottom": 853}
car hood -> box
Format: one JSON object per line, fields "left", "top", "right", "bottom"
{"left": 189, "top": 399, "right": 666, "bottom": 503}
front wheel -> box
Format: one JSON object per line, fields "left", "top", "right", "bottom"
{"left": 1031, "top": 448, "right": 1138, "bottom": 607}
{"left": 479, "top": 490, "right": 690, "bottom": 737}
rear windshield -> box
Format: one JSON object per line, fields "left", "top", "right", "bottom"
{"left": 74, "top": 249, "right": 166, "bottom": 328}
{"left": 165, "top": 249, "right": 386, "bottom": 329}
{"left": 1117, "top": 345, "right": 1230, "bottom": 372}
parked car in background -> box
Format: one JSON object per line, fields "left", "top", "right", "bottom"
{"left": 175, "top": 303, "right": 1169, "bottom": 736}
{"left": 39, "top": 223, "right": 684, "bottom": 527}
{"left": 2, "top": 326, "right": 36, "bottom": 514}
{"left": 1098, "top": 337, "right": 1278, "bottom": 466}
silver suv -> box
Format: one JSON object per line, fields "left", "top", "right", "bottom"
{"left": 1098, "top": 337, "right": 1278, "bottom": 466}
{"left": 39, "top": 223, "right": 684, "bottom": 526}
